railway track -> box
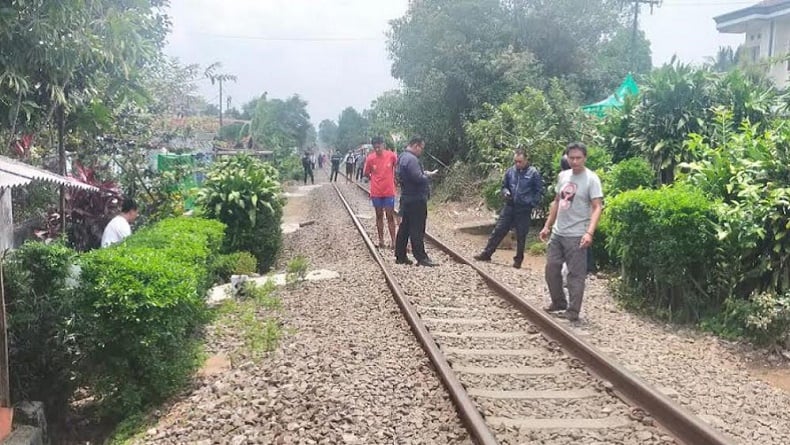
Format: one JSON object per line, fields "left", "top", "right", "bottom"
{"left": 331, "top": 179, "right": 735, "bottom": 445}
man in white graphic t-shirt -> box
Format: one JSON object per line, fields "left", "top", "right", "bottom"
{"left": 101, "top": 198, "right": 139, "bottom": 248}
{"left": 539, "top": 142, "right": 603, "bottom": 322}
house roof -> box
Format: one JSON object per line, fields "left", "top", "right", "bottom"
{"left": 715, "top": 0, "right": 790, "bottom": 32}
{"left": 0, "top": 155, "right": 99, "bottom": 191}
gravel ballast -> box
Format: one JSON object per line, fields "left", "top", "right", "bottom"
{"left": 138, "top": 178, "right": 471, "bottom": 444}
{"left": 335, "top": 182, "right": 674, "bottom": 445}
{"left": 421, "top": 192, "right": 790, "bottom": 445}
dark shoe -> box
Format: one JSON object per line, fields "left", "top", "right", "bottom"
{"left": 416, "top": 259, "right": 438, "bottom": 267}
{"left": 473, "top": 253, "right": 491, "bottom": 261}
{"left": 543, "top": 304, "right": 567, "bottom": 313}
{"left": 560, "top": 311, "right": 579, "bottom": 322}
{"left": 512, "top": 261, "right": 522, "bottom": 269}
{"left": 395, "top": 257, "right": 413, "bottom": 265}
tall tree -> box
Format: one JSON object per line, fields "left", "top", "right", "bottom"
{"left": 318, "top": 119, "right": 338, "bottom": 148}
{"left": 335, "top": 107, "right": 368, "bottom": 152}
{"left": 250, "top": 94, "right": 312, "bottom": 151}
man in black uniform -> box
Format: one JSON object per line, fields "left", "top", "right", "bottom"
{"left": 394, "top": 136, "right": 438, "bottom": 267}
{"left": 301, "top": 151, "right": 314, "bottom": 185}
{"left": 330, "top": 151, "right": 342, "bottom": 182}
{"left": 473, "top": 149, "right": 543, "bottom": 268}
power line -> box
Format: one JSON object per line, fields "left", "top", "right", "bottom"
{"left": 191, "top": 32, "right": 384, "bottom": 42}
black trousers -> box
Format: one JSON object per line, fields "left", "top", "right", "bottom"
{"left": 356, "top": 166, "right": 364, "bottom": 181}
{"left": 482, "top": 204, "right": 532, "bottom": 263}
{"left": 395, "top": 199, "right": 428, "bottom": 261}
{"left": 303, "top": 167, "right": 314, "bottom": 184}
{"left": 330, "top": 164, "right": 339, "bottom": 182}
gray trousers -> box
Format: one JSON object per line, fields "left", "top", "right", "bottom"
{"left": 546, "top": 235, "right": 588, "bottom": 315}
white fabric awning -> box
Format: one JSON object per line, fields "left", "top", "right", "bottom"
{"left": 0, "top": 155, "right": 98, "bottom": 191}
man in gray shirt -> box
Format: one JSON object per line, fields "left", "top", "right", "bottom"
{"left": 539, "top": 142, "right": 603, "bottom": 322}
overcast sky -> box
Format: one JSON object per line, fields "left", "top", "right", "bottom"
{"left": 165, "top": 0, "right": 747, "bottom": 126}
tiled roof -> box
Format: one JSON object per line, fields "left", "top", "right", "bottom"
{"left": 0, "top": 155, "right": 99, "bottom": 191}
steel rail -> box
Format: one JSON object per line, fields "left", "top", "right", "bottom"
{"left": 331, "top": 183, "right": 499, "bottom": 445}
{"left": 345, "top": 179, "right": 735, "bottom": 445}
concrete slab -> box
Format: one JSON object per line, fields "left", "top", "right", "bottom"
{"left": 281, "top": 223, "right": 301, "bottom": 234}
{"left": 443, "top": 347, "right": 542, "bottom": 357}
{"left": 486, "top": 416, "right": 631, "bottom": 429}
{"left": 207, "top": 269, "right": 341, "bottom": 306}
{"left": 454, "top": 365, "right": 566, "bottom": 375}
{"left": 431, "top": 331, "right": 534, "bottom": 339}
{"left": 468, "top": 388, "right": 598, "bottom": 400}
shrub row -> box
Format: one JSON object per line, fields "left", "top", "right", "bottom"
{"left": 77, "top": 216, "right": 225, "bottom": 416}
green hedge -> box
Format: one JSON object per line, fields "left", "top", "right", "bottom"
{"left": 2, "top": 242, "right": 78, "bottom": 420}
{"left": 76, "top": 217, "right": 225, "bottom": 416}
{"left": 605, "top": 185, "right": 720, "bottom": 321}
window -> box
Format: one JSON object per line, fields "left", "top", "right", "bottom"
{"left": 751, "top": 45, "right": 760, "bottom": 63}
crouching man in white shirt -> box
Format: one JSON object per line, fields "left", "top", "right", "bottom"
{"left": 101, "top": 198, "right": 139, "bottom": 248}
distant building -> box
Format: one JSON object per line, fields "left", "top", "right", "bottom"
{"left": 715, "top": 0, "right": 790, "bottom": 88}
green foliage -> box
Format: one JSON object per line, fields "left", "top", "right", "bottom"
{"left": 432, "top": 162, "right": 479, "bottom": 202}
{"left": 198, "top": 154, "right": 284, "bottom": 272}
{"left": 250, "top": 94, "right": 312, "bottom": 151}
{"left": 318, "top": 119, "right": 339, "bottom": 148}
{"left": 683, "top": 113, "right": 790, "bottom": 300}
{"left": 527, "top": 241, "right": 546, "bottom": 255}
{"left": 2, "top": 242, "right": 78, "bottom": 419}
{"left": 466, "top": 83, "right": 595, "bottom": 211}
{"left": 605, "top": 185, "right": 720, "bottom": 321}
{"left": 218, "top": 122, "right": 246, "bottom": 142}
{"left": 210, "top": 251, "right": 258, "bottom": 284}
{"left": 285, "top": 255, "right": 310, "bottom": 288}
{"left": 216, "top": 281, "right": 282, "bottom": 362}
{"left": 76, "top": 217, "right": 223, "bottom": 417}
{"left": 482, "top": 179, "right": 506, "bottom": 212}
{"left": 704, "top": 293, "right": 790, "bottom": 347}
{"left": 335, "top": 107, "right": 369, "bottom": 152}
{"left": 611, "top": 63, "right": 777, "bottom": 184}
{"left": 604, "top": 157, "right": 655, "bottom": 197}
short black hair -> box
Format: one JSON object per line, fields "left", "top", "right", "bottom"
{"left": 514, "top": 148, "right": 526, "bottom": 158}
{"left": 560, "top": 155, "right": 571, "bottom": 171}
{"left": 409, "top": 136, "right": 425, "bottom": 146}
{"left": 371, "top": 136, "right": 385, "bottom": 145}
{"left": 565, "top": 142, "right": 587, "bottom": 157}
{"left": 121, "top": 197, "right": 138, "bottom": 213}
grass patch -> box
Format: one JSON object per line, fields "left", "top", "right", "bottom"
{"left": 527, "top": 241, "right": 547, "bottom": 255}
{"left": 216, "top": 280, "right": 283, "bottom": 362}
{"left": 285, "top": 255, "right": 309, "bottom": 288}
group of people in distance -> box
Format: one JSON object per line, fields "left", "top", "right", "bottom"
{"left": 357, "top": 136, "right": 602, "bottom": 322}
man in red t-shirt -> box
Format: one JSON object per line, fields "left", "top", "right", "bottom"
{"left": 364, "top": 136, "right": 398, "bottom": 248}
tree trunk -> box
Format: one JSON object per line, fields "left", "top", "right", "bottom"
{"left": 219, "top": 79, "right": 224, "bottom": 131}
{"left": 58, "top": 106, "right": 66, "bottom": 234}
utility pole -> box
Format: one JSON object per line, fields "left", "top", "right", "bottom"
{"left": 629, "top": 0, "right": 661, "bottom": 70}
{"left": 204, "top": 62, "right": 237, "bottom": 132}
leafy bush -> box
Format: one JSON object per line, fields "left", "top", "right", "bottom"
{"left": 433, "top": 162, "right": 478, "bottom": 202}
{"left": 482, "top": 178, "right": 505, "bottom": 212}
{"left": 705, "top": 293, "right": 790, "bottom": 347}
{"left": 604, "top": 157, "right": 656, "bottom": 197}
{"left": 605, "top": 185, "right": 720, "bottom": 321}
{"left": 210, "top": 251, "right": 258, "bottom": 283}
{"left": 684, "top": 114, "right": 790, "bottom": 299}
{"left": 76, "top": 217, "right": 224, "bottom": 416}
{"left": 2, "top": 242, "right": 78, "bottom": 419}
{"left": 198, "top": 154, "right": 284, "bottom": 272}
